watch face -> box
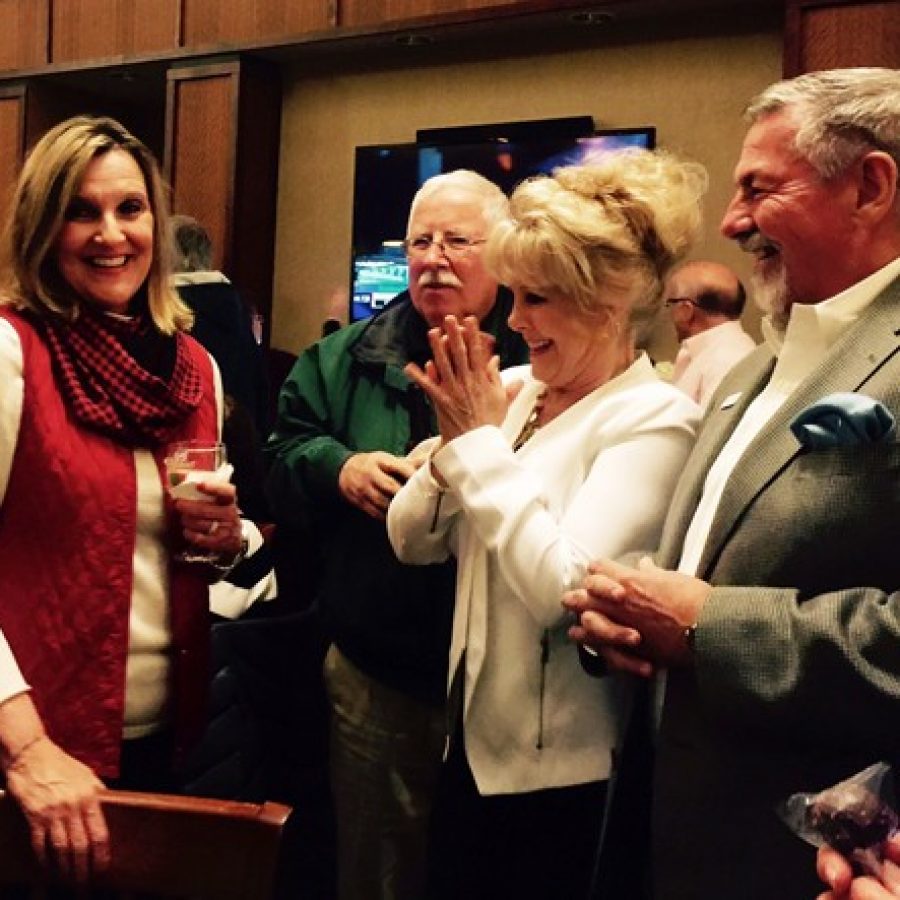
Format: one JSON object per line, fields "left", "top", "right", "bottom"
{"left": 684, "top": 623, "right": 698, "bottom": 651}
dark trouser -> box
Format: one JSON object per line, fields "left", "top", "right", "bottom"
{"left": 427, "top": 728, "right": 607, "bottom": 900}
{"left": 106, "top": 730, "right": 178, "bottom": 793}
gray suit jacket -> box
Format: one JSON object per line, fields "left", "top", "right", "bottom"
{"left": 649, "top": 276, "right": 900, "bottom": 900}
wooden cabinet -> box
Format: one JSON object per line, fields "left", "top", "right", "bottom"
{"left": 338, "top": 0, "right": 525, "bottom": 29}
{"left": 0, "top": 87, "right": 26, "bottom": 230}
{"left": 0, "top": 0, "right": 50, "bottom": 73}
{"left": 785, "top": 0, "right": 900, "bottom": 75}
{"left": 182, "top": 0, "right": 334, "bottom": 48}
{"left": 51, "top": 0, "right": 181, "bottom": 64}
{"left": 165, "top": 59, "right": 281, "bottom": 344}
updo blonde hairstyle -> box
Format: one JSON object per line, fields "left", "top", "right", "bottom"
{"left": 0, "top": 115, "right": 191, "bottom": 334}
{"left": 485, "top": 149, "right": 707, "bottom": 332}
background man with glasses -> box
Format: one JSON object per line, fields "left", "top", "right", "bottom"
{"left": 664, "top": 260, "right": 755, "bottom": 408}
{"left": 266, "top": 169, "right": 526, "bottom": 900}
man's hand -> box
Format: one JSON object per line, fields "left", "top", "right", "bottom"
{"left": 563, "top": 556, "right": 711, "bottom": 675}
{"left": 817, "top": 837, "right": 900, "bottom": 899}
{"left": 338, "top": 451, "right": 417, "bottom": 520}
{"left": 5, "top": 735, "right": 109, "bottom": 883}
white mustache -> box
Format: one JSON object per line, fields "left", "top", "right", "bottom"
{"left": 737, "top": 229, "right": 778, "bottom": 256}
{"left": 417, "top": 272, "right": 462, "bottom": 289}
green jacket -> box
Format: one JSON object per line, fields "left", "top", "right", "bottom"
{"left": 265, "top": 290, "right": 527, "bottom": 701}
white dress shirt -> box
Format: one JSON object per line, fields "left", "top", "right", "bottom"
{"left": 672, "top": 319, "right": 756, "bottom": 409}
{"left": 679, "top": 255, "right": 900, "bottom": 576}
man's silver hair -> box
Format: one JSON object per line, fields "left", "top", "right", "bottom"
{"left": 746, "top": 67, "right": 900, "bottom": 179}
{"left": 407, "top": 169, "right": 508, "bottom": 233}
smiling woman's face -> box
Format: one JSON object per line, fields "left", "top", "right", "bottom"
{"left": 507, "top": 286, "right": 622, "bottom": 396}
{"left": 54, "top": 148, "right": 154, "bottom": 314}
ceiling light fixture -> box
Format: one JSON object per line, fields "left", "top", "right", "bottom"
{"left": 569, "top": 10, "right": 615, "bottom": 26}
{"left": 393, "top": 32, "right": 435, "bottom": 47}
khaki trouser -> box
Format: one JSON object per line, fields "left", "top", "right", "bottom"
{"left": 323, "top": 644, "right": 447, "bottom": 900}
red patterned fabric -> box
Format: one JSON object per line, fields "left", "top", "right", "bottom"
{"left": 41, "top": 305, "right": 202, "bottom": 447}
{"left": 0, "top": 307, "right": 217, "bottom": 777}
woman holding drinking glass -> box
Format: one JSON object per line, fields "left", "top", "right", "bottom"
{"left": 0, "top": 116, "right": 246, "bottom": 880}
{"left": 388, "top": 149, "right": 706, "bottom": 898}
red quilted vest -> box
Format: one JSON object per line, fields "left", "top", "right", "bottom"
{"left": 0, "top": 308, "right": 217, "bottom": 777}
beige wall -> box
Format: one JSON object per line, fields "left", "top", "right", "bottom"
{"left": 272, "top": 23, "right": 783, "bottom": 356}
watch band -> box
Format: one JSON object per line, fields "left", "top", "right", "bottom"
{"left": 683, "top": 622, "right": 698, "bottom": 653}
{"left": 209, "top": 535, "right": 250, "bottom": 577}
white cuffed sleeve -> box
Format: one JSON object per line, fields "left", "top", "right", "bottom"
{"left": 0, "top": 319, "right": 31, "bottom": 703}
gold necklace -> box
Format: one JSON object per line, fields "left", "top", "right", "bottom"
{"left": 512, "top": 390, "right": 548, "bottom": 452}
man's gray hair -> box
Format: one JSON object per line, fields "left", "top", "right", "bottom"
{"left": 746, "top": 67, "right": 900, "bottom": 180}
{"left": 407, "top": 169, "right": 508, "bottom": 233}
{"left": 170, "top": 214, "right": 214, "bottom": 273}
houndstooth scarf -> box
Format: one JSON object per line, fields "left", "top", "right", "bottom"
{"left": 41, "top": 305, "right": 203, "bottom": 448}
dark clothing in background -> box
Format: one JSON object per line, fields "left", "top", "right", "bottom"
{"left": 176, "top": 277, "right": 270, "bottom": 438}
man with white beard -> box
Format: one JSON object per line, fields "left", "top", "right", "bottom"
{"left": 565, "top": 68, "right": 900, "bottom": 899}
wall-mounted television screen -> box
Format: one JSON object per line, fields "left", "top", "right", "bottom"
{"left": 350, "top": 124, "right": 656, "bottom": 322}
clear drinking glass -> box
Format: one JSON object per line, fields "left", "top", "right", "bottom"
{"left": 164, "top": 440, "right": 228, "bottom": 564}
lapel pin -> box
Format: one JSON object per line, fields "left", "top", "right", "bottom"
{"left": 720, "top": 392, "right": 742, "bottom": 410}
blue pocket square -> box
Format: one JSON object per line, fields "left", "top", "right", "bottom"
{"left": 790, "top": 393, "right": 896, "bottom": 449}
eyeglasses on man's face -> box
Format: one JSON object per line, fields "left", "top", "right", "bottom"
{"left": 403, "top": 232, "right": 486, "bottom": 259}
{"left": 664, "top": 297, "right": 701, "bottom": 308}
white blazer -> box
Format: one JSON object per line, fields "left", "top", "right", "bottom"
{"left": 388, "top": 354, "right": 699, "bottom": 795}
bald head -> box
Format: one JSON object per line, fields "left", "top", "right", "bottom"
{"left": 664, "top": 261, "right": 746, "bottom": 340}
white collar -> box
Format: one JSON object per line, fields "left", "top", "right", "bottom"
{"left": 170, "top": 270, "right": 231, "bottom": 287}
{"left": 763, "top": 255, "right": 900, "bottom": 357}
{"left": 681, "top": 319, "right": 745, "bottom": 354}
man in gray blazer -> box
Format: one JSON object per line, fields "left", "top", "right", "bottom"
{"left": 565, "top": 67, "right": 900, "bottom": 899}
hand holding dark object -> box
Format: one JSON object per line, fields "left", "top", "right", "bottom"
{"left": 810, "top": 782, "right": 899, "bottom": 857}
{"left": 782, "top": 763, "right": 899, "bottom": 893}
{"left": 338, "top": 451, "right": 417, "bottom": 520}
{"left": 817, "top": 835, "right": 900, "bottom": 899}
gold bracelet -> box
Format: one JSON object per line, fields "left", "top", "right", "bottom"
{"left": 4, "top": 733, "right": 46, "bottom": 770}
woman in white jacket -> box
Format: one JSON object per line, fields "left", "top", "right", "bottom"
{"left": 387, "top": 150, "right": 706, "bottom": 899}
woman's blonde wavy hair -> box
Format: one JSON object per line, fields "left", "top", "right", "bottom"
{"left": 485, "top": 149, "right": 707, "bottom": 333}
{"left": 0, "top": 115, "right": 191, "bottom": 334}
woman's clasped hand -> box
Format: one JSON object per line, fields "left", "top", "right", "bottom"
{"left": 404, "top": 314, "right": 508, "bottom": 443}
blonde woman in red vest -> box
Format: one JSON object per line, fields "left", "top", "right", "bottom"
{"left": 0, "top": 117, "right": 245, "bottom": 881}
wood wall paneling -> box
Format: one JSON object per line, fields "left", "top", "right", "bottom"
{"left": 0, "top": 0, "right": 50, "bottom": 73}
{"left": 338, "top": 0, "right": 523, "bottom": 28}
{"left": 166, "top": 60, "right": 281, "bottom": 343}
{"left": 0, "top": 90, "right": 25, "bottom": 234}
{"left": 182, "top": 0, "right": 333, "bottom": 48}
{"left": 166, "top": 66, "right": 237, "bottom": 273}
{"left": 230, "top": 59, "right": 281, "bottom": 346}
{"left": 785, "top": 0, "right": 900, "bottom": 75}
{"left": 51, "top": 0, "right": 181, "bottom": 64}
